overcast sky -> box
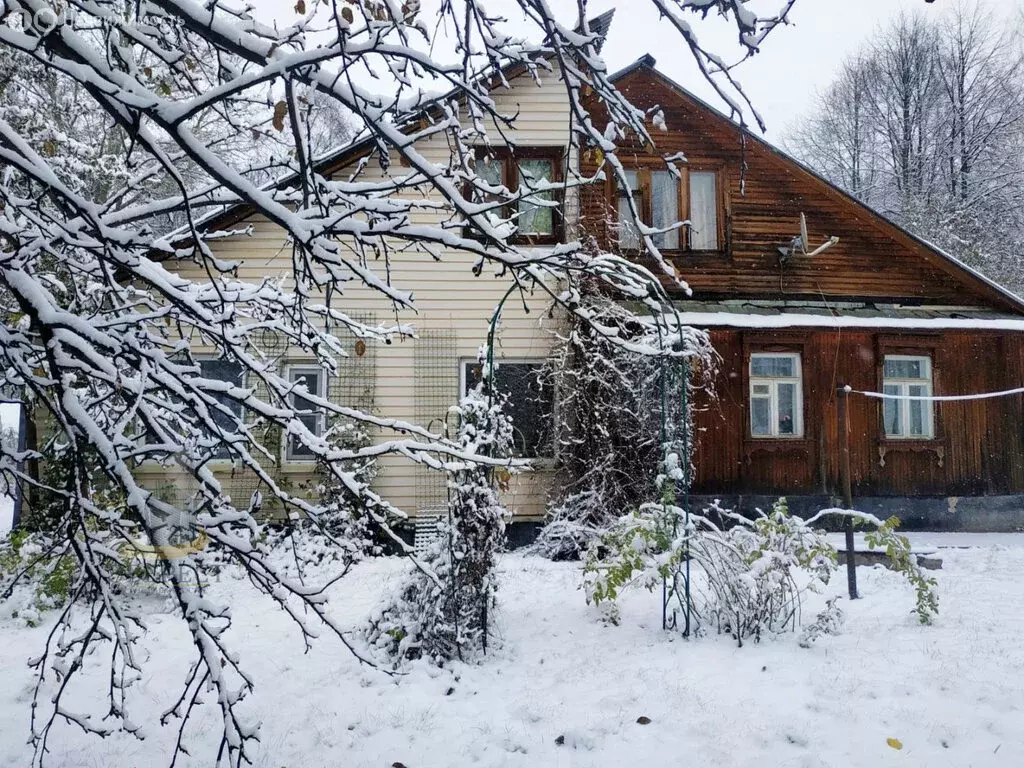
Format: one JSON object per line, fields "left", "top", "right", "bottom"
{"left": 253, "top": 0, "right": 1021, "bottom": 142}
{"left": 525, "top": 0, "right": 1022, "bottom": 140}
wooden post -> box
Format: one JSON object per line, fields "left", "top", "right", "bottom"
{"left": 837, "top": 386, "right": 859, "bottom": 600}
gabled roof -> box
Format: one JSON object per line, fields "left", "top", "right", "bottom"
{"left": 164, "top": 11, "right": 616, "bottom": 245}
{"left": 164, "top": 31, "right": 1024, "bottom": 317}
{"left": 608, "top": 57, "right": 1024, "bottom": 316}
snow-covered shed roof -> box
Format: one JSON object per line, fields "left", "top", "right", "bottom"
{"left": 668, "top": 299, "right": 1024, "bottom": 332}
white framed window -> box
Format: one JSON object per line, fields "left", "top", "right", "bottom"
{"left": 882, "top": 355, "right": 934, "bottom": 439}
{"left": 286, "top": 366, "right": 327, "bottom": 461}
{"left": 460, "top": 359, "right": 554, "bottom": 459}
{"left": 749, "top": 353, "right": 803, "bottom": 438}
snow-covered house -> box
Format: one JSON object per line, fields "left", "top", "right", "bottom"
{"left": 580, "top": 57, "right": 1024, "bottom": 530}
{"left": 155, "top": 38, "right": 1024, "bottom": 536}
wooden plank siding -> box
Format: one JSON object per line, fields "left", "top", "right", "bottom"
{"left": 692, "top": 329, "right": 1024, "bottom": 497}
{"left": 580, "top": 66, "right": 1016, "bottom": 310}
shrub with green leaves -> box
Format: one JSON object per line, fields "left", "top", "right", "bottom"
{"left": 585, "top": 498, "right": 837, "bottom": 645}
{"left": 864, "top": 516, "right": 939, "bottom": 625}
{"left": 585, "top": 498, "right": 938, "bottom": 645}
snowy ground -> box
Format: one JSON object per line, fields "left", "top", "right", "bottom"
{"left": 2, "top": 542, "right": 1024, "bottom": 768}
{"left": 827, "top": 530, "right": 1024, "bottom": 552}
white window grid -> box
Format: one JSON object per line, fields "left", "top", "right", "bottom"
{"left": 749, "top": 352, "right": 804, "bottom": 438}
{"left": 285, "top": 365, "right": 328, "bottom": 462}
{"left": 882, "top": 355, "right": 934, "bottom": 439}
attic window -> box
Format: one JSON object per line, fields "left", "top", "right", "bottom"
{"left": 470, "top": 147, "right": 564, "bottom": 244}
{"left": 615, "top": 166, "right": 721, "bottom": 252}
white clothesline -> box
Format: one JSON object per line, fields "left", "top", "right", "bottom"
{"left": 845, "top": 384, "right": 1024, "bottom": 402}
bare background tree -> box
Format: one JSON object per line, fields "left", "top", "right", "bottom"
{"left": 786, "top": 0, "right": 1024, "bottom": 293}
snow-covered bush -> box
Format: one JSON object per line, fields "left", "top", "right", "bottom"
{"left": 534, "top": 293, "right": 713, "bottom": 560}
{"left": 799, "top": 597, "right": 845, "bottom": 647}
{"left": 366, "top": 388, "right": 514, "bottom": 665}
{"left": 696, "top": 499, "right": 837, "bottom": 644}
{"left": 585, "top": 498, "right": 837, "bottom": 645}
{"left": 584, "top": 498, "right": 938, "bottom": 645}
{"left": 0, "top": 530, "right": 76, "bottom": 626}
{"left": 304, "top": 421, "right": 387, "bottom": 564}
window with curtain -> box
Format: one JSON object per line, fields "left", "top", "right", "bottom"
{"left": 689, "top": 171, "right": 719, "bottom": 250}
{"left": 882, "top": 355, "right": 934, "bottom": 438}
{"left": 615, "top": 166, "right": 719, "bottom": 252}
{"left": 287, "top": 367, "right": 327, "bottom": 461}
{"left": 650, "top": 171, "right": 680, "bottom": 249}
{"left": 468, "top": 148, "right": 562, "bottom": 242}
{"left": 749, "top": 353, "right": 803, "bottom": 438}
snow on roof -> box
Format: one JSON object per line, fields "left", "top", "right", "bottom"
{"left": 673, "top": 311, "right": 1024, "bottom": 332}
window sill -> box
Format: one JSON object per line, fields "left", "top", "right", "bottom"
{"left": 624, "top": 249, "right": 727, "bottom": 259}
{"left": 744, "top": 437, "right": 811, "bottom": 445}
{"left": 876, "top": 439, "right": 946, "bottom": 468}
{"left": 137, "top": 457, "right": 240, "bottom": 471}
{"left": 280, "top": 461, "right": 318, "bottom": 472}
{"left": 668, "top": 249, "right": 726, "bottom": 258}
{"left": 742, "top": 437, "right": 812, "bottom": 463}
{"left": 523, "top": 456, "right": 557, "bottom": 470}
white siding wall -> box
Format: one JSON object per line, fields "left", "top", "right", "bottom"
{"left": 147, "top": 70, "right": 573, "bottom": 521}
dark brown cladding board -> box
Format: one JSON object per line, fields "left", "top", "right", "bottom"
{"left": 691, "top": 329, "right": 1024, "bottom": 497}
{"left": 579, "top": 65, "right": 1019, "bottom": 312}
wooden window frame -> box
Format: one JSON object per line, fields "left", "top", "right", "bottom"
{"left": 739, "top": 335, "right": 813, "bottom": 459}
{"left": 612, "top": 160, "right": 726, "bottom": 255}
{"left": 469, "top": 146, "right": 565, "bottom": 245}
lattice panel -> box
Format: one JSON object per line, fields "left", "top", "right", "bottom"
{"left": 413, "top": 327, "right": 458, "bottom": 512}
{"left": 329, "top": 311, "right": 378, "bottom": 418}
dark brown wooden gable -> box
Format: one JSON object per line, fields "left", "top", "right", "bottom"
{"left": 580, "top": 65, "right": 1024, "bottom": 314}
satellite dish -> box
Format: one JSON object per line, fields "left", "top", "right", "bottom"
{"left": 778, "top": 212, "right": 839, "bottom": 263}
